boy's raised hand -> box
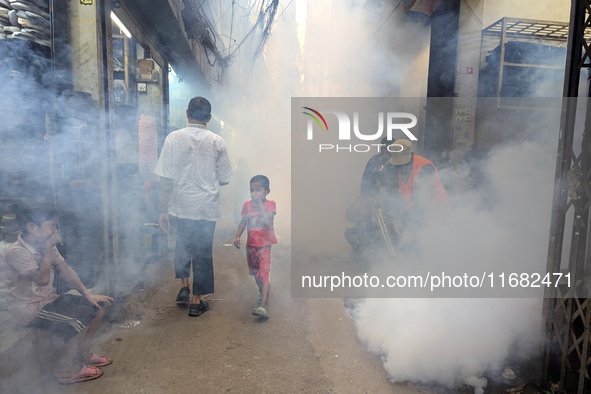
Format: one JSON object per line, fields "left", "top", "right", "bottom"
{"left": 46, "top": 230, "right": 62, "bottom": 249}
{"left": 234, "top": 236, "right": 241, "bottom": 249}
{"left": 251, "top": 193, "right": 263, "bottom": 207}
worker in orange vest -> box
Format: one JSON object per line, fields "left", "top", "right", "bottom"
{"left": 345, "top": 139, "right": 449, "bottom": 257}
{"left": 376, "top": 139, "right": 449, "bottom": 210}
{"left": 372, "top": 139, "right": 449, "bottom": 248}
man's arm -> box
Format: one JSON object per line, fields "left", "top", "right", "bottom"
{"left": 216, "top": 139, "right": 233, "bottom": 186}
{"left": 54, "top": 261, "right": 113, "bottom": 308}
{"left": 154, "top": 136, "right": 174, "bottom": 233}
{"left": 159, "top": 177, "right": 174, "bottom": 233}
{"left": 159, "top": 177, "right": 174, "bottom": 213}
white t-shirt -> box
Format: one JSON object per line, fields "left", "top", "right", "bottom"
{"left": 154, "top": 124, "right": 233, "bottom": 221}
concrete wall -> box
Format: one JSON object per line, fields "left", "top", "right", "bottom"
{"left": 482, "top": 0, "right": 570, "bottom": 27}
{"left": 68, "top": 0, "right": 112, "bottom": 291}
{"left": 403, "top": 0, "right": 572, "bottom": 101}
{"left": 167, "top": 0, "right": 184, "bottom": 27}
{"left": 400, "top": 47, "right": 430, "bottom": 98}
{"left": 69, "top": 0, "right": 103, "bottom": 104}
{"left": 451, "top": 0, "right": 483, "bottom": 152}
{"left": 448, "top": 0, "right": 572, "bottom": 153}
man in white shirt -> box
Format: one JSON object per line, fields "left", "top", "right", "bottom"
{"left": 154, "top": 97, "right": 232, "bottom": 317}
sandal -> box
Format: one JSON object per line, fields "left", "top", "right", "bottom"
{"left": 252, "top": 306, "right": 268, "bottom": 318}
{"left": 58, "top": 364, "right": 104, "bottom": 384}
{"left": 86, "top": 353, "right": 113, "bottom": 367}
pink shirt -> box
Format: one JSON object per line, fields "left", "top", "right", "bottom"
{"left": 241, "top": 200, "right": 277, "bottom": 247}
{"left": 4, "top": 235, "right": 62, "bottom": 325}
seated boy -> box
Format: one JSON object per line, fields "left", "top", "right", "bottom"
{"left": 4, "top": 204, "right": 114, "bottom": 384}
{"left": 234, "top": 175, "right": 277, "bottom": 318}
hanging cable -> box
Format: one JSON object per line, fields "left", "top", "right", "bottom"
{"left": 215, "top": 1, "right": 234, "bottom": 27}
{"left": 229, "top": 0, "right": 235, "bottom": 51}
{"left": 252, "top": 0, "right": 280, "bottom": 59}
{"left": 372, "top": 0, "right": 404, "bottom": 36}
{"left": 229, "top": 0, "right": 267, "bottom": 58}
{"left": 279, "top": 0, "right": 294, "bottom": 20}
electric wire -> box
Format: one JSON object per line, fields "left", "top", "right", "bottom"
{"left": 372, "top": 0, "right": 404, "bottom": 36}
{"left": 215, "top": 0, "right": 232, "bottom": 27}
{"left": 278, "top": 0, "right": 294, "bottom": 20}
{"left": 229, "top": 0, "right": 235, "bottom": 53}
{"left": 234, "top": 0, "right": 257, "bottom": 11}
{"left": 185, "top": 0, "right": 283, "bottom": 83}
{"left": 229, "top": 0, "right": 267, "bottom": 57}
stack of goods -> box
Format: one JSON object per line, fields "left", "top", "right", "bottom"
{"left": 479, "top": 41, "right": 566, "bottom": 98}
{"left": 0, "top": 0, "right": 50, "bottom": 47}
{"left": 1, "top": 213, "right": 20, "bottom": 243}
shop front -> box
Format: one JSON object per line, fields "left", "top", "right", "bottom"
{"left": 0, "top": 0, "right": 210, "bottom": 314}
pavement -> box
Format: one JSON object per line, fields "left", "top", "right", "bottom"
{"left": 2, "top": 227, "right": 419, "bottom": 394}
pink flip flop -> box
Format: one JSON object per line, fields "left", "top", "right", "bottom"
{"left": 58, "top": 364, "right": 104, "bottom": 384}
{"left": 85, "top": 353, "right": 113, "bottom": 367}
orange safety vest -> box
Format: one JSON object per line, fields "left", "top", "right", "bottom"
{"left": 398, "top": 155, "right": 449, "bottom": 211}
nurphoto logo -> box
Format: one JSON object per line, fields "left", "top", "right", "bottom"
{"left": 302, "top": 107, "right": 418, "bottom": 153}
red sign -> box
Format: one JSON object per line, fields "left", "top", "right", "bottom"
{"left": 138, "top": 114, "right": 158, "bottom": 163}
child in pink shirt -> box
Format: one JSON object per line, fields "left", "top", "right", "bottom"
{"left": 234, "top": 175, "right": 277, "bottom": 318}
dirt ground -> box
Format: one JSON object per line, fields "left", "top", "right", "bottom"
{"left": 5, "top": 227, "right": 419, "bottom": 394}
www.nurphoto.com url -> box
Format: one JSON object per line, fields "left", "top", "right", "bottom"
{"left": 301, "top": 272, "right": 572, "bottom": 292}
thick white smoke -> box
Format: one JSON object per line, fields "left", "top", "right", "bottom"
{"left": 356, "top": 297, "right": 543, "bottom": 391}
{"left": 212, "top": 0, "right": 560, "bottom": 392}
{"left": 353, "top": 136, "right": 557, "bottom": 392}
